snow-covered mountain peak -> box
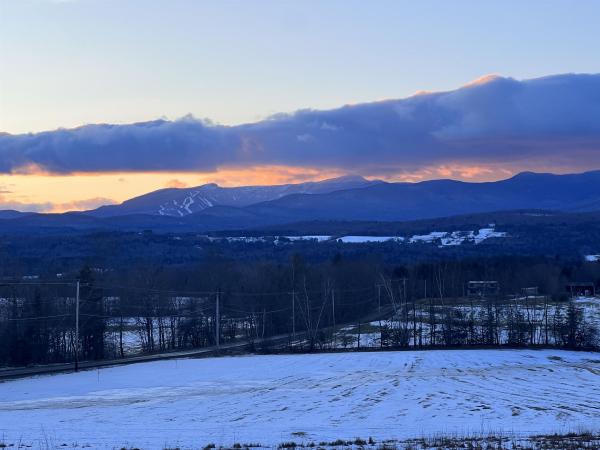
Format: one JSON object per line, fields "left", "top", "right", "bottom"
{"left": 89, "top": 175, "right": 380, "bottom": 218}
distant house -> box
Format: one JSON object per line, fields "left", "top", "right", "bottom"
{"left": 467, "top": 281, "right": 499, "bottom": 299}
{"left": 22, "top": 275, "right": 39, "bottom": 280}
{"left": 103, "top": 296, "right": 120, "bottom": 314}
{"left": 566, "top": 282, "right": 595, "bottom": 298}
{"left": 521, "top": 286, "right": 539, "bottom": 297}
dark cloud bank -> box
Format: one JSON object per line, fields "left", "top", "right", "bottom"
{"left": 2, "top": 73, "right": 600, "bottom": 175}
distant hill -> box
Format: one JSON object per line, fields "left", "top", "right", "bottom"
{"left": 2, "top": 209, "right": 600, "bottom": 272}
{"left": 187, "top": 170, "right": 600, "bottom": 225}
{"left": 1, "top": 170, "right": 600, "bottom": 233}
{"left": 0, "top": 210, "right": 34, "bottom": 220}
{"left": 87, "top": 175, "right": 380, "bottom": 217}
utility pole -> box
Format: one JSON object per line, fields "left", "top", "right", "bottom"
{"left": 291, "top": 289, "right": 296, "bottom": 345}
{"left": 75, "top": 280, "right": 80, "bottom": 372}
{"left": 215, "top": 290, "right": 220, "bottom": 348}
{"left": 331, "top": 289, "right": 336, "bottom": 347}
{"left": 403, "top": 277, "right": 408, "bottom": 334}
{"left": 378, "top": 284, "right": 383, "bottom": 348}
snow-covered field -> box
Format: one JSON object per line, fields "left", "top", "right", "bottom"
{"left": 0, "top": 350, "right": 599, "bottom": 449}
{"left": 203, "top": 225, "right": 508, "bottom": 248}
{"left": 337, "top": 235, "right": 403, "bottom": 243}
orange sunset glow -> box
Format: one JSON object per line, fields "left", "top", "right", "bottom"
{"left": 0, "top": 163, "right": 543, "bottom": 212}
{"left": 0, "top": 166, "right": 349, "bottom": 212}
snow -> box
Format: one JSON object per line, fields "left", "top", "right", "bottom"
{"left": 474, "top": 227, "right": 507, "bottom": 243}
{"left": 158, "top": 190, "right": 216, "bottom": 217}
{"left": 0, "top": 349, "right": 598, "bottom": 448}
{"left": 201, "top": 227, "right": 506, "bottom": 247}
{"left": 222, "top": 236, "right": 268, "bottom": 243}
{"left": 410, "top": 228, "right": 507, "bottom": 246}
{"left": 337, "top": 236, "right": 403, "bottom": 243}
{"left": 409, "top": 231, "right": 448, "bottom": 243}
{"left": 572, "top": 296, "right": 600, "bottom": 304}
{"left": 571, "top": 296, "right": 600, "bottom": 324}
{"left": 329, "top": 300, "right": 600, "bottom": 350}
{"left": 283, "top": 235, "right": 332, "bottom": 242}
{"left": 207, "top": 236, "right": 333, "bottom": 244}
{"left": 337, "top": 227, "right": 506, "bottom": 246}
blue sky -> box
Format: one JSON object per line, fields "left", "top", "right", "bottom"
{"left": 2, "top": 0, "right": 599, "bottom": 133}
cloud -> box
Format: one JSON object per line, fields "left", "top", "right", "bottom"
{"left": 51, "top": 197, "right": 115, "bottom": 212}
{"left": 296, "top": 133, "right": 314, "bottom": 143}
{"left": 0, "top": 195, "right": 51, "bottom": 213}
{"left": 0, "top": 196, "right": 114, "bottom": 213}
{"left": 1, "top": 73, "right": 600, "bottom": 177}
{"left": 320, "top": 122, "right": 341, "bottom": 131}
{"left": 165, "top": 178, "right": 188, "bottom": 188}
{"left": 0, "top": 116, "right": 239, "bottom": 174}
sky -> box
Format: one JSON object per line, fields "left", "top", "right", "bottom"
{"left": 1, "top": 0, "right": 600, "bottom": 212}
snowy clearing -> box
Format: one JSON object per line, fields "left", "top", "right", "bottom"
{"left": 0, "top": 349, "right": 598, "bottom": 449}
{"left": 336, "top": 235, "right": 404, "bottom": 243}
{"left": 283, "top": 235, "right": 332, "bottom": 242}
{"left": 202, "top": 226, "right": 508, "bottom": 248}
{"left": 408, "top": 227, "right": 507, "bottom": 246}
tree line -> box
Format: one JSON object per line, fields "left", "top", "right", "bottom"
{"left": 1, "top": 255, "right": 598, "bottom": 367}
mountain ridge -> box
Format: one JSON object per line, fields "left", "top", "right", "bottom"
{"left": 232, "top": 169, "right": 600, "bottom": 223}
{"left": 87, "top": 174, "right": 381, "bottom": 218}
{"left": 1, "top": 170, "right": 600, "bottom": 232}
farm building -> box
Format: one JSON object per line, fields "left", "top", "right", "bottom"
{"left": 467, "top": 281, "right": 500, "bottom": 299}
{"left": 566, "top": 282, "right": 596, "bottom": 297}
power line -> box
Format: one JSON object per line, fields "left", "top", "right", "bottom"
{"left": 0, "top": 279, "right": 378, "bottom": 298}
{"left": 79, "top": 312, "right": 218, "bottom": 320}
{"left": 93, "top": 284, "right": 216, "bottom": 296}
{"left": 222, "top": 305, "right": 292, "bottom": 315}
{"left": 336, "top": 295, "right": 378, "bottom": 307}
{"left": 0, "top": 281, "right": 84, "bottom": 286}
{"left": 6, "top": 314, "right": 71, "bottom": 321}
{"left": 94, "top": 283, "right": 375, "bottom": 297}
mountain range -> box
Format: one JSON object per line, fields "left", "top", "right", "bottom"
{"left": 1, "top": 170, "right": 600, "bottom": 232}
{"left": 89, "top": 175, "right": 379, "bottom": 217}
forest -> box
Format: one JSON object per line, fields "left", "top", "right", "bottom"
{"left": 1, "top": 253, "right": 599, "bottom": 367}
